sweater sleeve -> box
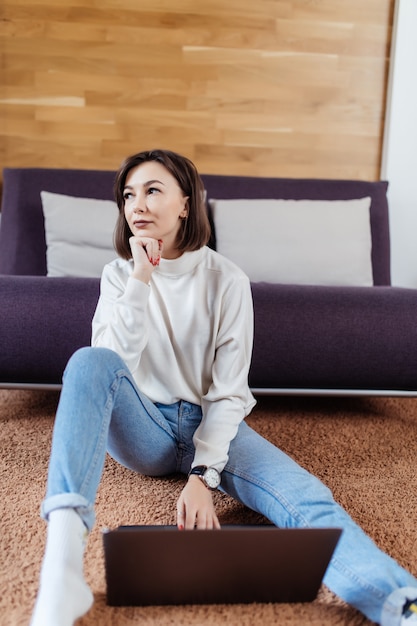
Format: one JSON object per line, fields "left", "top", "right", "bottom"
{"left": 91, "top": 262, "right": 150, "bottom": 374}
{"left": 192, "top": 274, "right": 256, "bottom": 473}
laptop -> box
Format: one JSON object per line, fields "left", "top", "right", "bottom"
{"left": 102, "top": 524, "right": 342, "bottom": 606}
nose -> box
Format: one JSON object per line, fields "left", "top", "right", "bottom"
{"left": 132, "top": 191, "right": 147, "bottom": 214}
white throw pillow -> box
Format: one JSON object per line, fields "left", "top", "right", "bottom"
{"left": 41, "top": 191, "right": 118, "bottom": 277}
{"left": 210, "top": 197, "right": 373, "bottom": 286}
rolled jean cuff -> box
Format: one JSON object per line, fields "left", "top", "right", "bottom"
{"left": 41, "top": 493, "right": 95, "bottom": 531}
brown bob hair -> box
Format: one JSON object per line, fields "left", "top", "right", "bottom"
{"left": 113, "top": 149, "right": 211, "bottom": 260}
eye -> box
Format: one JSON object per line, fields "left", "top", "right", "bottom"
{"left": 123, "top": 191, "right": 133, "bottom": 200}
{"left": 147, "top": 187, "right": 160, "bottom": 195}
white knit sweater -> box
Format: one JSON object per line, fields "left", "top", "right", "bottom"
{"left": 91, "top": 246, "right": 256, "bottom": 472}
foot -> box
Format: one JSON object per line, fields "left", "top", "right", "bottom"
{"left": 30, "top": 571, "right": 93, "bottom": 626}
{"left": 401, "top": 596, "right": 417, "bottom": 624}
{"left": 381, "top": 587, "right": 417, "bottom": 626}
{"left": 30, "top": 508, "right": 93, "bottom": 626}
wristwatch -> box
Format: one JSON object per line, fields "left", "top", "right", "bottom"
{"left": 189, "top": 465, "right": 221, "bottom": 490}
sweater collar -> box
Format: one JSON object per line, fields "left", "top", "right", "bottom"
{"left": 154, "top": 247, "right": 206, "bottom": 277}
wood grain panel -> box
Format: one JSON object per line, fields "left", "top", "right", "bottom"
{"left": 0, "top": 0, "right": 394, "bottom": 181}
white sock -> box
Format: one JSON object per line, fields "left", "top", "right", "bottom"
{"left": 30, "top": 508, "right": 93, "bottom": 626}
{"left": 381, "top": 586, "right": 417, "bottom": 626}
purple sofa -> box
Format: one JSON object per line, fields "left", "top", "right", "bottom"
{"left": 1, "top": 167, "right": 417, "bottom": 394}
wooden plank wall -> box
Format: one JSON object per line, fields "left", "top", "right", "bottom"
{"left": 0, "top": 0, "right": 394, "bottom": 182}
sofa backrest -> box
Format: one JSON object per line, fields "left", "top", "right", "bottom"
{"left": 0, "top": 168, "right": 116, "bottom": 276}
{"left": 202, "top": 175, "right": 390, "bottom": 286}
{"left": 0, "top": 167, "right": 390, "bottom": 285}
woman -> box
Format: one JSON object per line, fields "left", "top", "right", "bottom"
{"left": 31, "top": 149, "right": 417, "bottom": 626}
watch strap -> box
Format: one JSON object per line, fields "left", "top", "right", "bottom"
{"left": 189, "top": 465, "right": 207, "bottom": 478}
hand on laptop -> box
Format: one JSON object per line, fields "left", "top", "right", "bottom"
{"left": 176, "top": 476, "right": 221, "bottom": 530}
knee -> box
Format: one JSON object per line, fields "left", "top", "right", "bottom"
{"left": 63, "top": 347, "right": 125, "bottom": 383}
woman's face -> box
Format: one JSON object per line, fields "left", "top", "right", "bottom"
{"left": 123, "top": 161, "right": 188, "bottom": 258}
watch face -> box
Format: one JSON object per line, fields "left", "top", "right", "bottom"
{"left": 204, "top": 467, "right": 221, "bottom": 489}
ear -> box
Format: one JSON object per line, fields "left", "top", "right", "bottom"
{"left": 180, "top": 197, "right": 189, "bottom": 219}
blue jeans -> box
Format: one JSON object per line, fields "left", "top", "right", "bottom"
{"left": 42, "top": 347, "right": 416, "bottom": 624}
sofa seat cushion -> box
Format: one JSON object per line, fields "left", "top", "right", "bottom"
{"left": 0, "top": 275, "right": 100, "bottom": 385}
{"left": 249, "top": 282, "right": 417, "bottom": 391}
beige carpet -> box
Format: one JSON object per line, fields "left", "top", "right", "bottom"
{"left": 1, "top": 389, "right": 416, "bottom": 626}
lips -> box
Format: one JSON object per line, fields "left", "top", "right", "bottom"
{"left": 133, "top": 220, "right": 152, "bottom": 228}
